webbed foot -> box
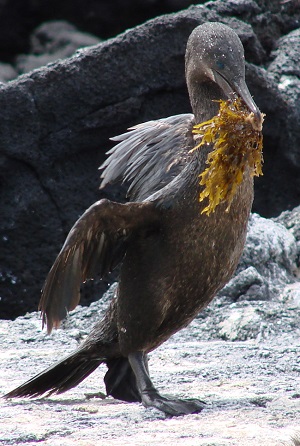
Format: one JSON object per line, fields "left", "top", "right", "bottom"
{"left": 141, "top": 390, "right": 205, "bottom": 416}
{"left": 128, "top": 351, "right": 206, "bottom": 416}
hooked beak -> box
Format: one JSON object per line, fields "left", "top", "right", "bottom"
{"left": 213, "top": 70, "right": 263, "bottom": 131}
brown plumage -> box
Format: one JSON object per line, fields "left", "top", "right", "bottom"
{"left": 5, "top": 22, "right": 262, "bottom": 416}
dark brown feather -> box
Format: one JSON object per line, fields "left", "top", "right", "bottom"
{"left": 39, "top": 199, "right": 160, "bottom": 333}
{"left": 100, "top": 114, "right": 195, "bottom": 200}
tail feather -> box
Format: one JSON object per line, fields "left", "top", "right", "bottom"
{"left": 4, "top": 349, "right": 103, "bottom": 399}
{"left": 5, "top": 354, "right": 142, "bottom": 403}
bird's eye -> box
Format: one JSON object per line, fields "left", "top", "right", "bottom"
{"left": 216, "top": 60, "right": 225, "bottom": 70}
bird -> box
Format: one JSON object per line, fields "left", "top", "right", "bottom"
{"left": 4, "top": 22, "right": 262, "bottom": 416}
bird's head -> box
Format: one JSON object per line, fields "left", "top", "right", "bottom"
{"left": 185, "top": 22, "right": 262, "bottom": 130}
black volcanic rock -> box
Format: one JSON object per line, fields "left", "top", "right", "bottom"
{"left": 267, "top": 29, "right": 300, "bottom": 169}
{"left": 0, "top": 1, "right": 300, "bottom": 318}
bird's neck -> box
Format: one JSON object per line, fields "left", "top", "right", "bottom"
{"left": 188, "top": 80, "right": 226, "bottom": 124}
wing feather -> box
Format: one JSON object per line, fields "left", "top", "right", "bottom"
{"left": 40, "top": 114, "right": 196, "bottom": 332}
{"left": 100, "top": 114, "right": 196, "bottom": 200}
{"left": 39, "top": 199, "right": 159, "bottom": 333}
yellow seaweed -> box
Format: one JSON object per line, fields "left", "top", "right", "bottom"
{"left": 191, "top": 98, "right": 264, "bottom": 215}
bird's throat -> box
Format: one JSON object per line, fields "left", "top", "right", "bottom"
{"left": 188, "top": 80, "right": 226, "bottom": 124}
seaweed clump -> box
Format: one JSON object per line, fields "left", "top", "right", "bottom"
{"left": 192, "top": 98, "right": 264, "bottom": 215}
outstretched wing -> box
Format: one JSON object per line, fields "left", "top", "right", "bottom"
{"left": 39, "top": 199, "right": 159, "bottom": 333}
{"left": 100, "top": 114, "right": 195, "bottom": 201}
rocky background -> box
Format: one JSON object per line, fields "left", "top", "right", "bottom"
{"left": 1, "top": 0, "right": 300, "bottom": 444}
{"left": 0, "top": 0, "right": 300, "bottom": 318}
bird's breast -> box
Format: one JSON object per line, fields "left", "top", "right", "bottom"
{"left": 117, "top": 173, "right": 253, "bottom": 354}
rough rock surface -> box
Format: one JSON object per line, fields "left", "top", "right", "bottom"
{"left": 1, "top": 0, "right": 300, "bottom": 318}
{"left": 1, "top": 315, "right": 300, "bottom": 445}
{"left": 227, "top": 214, "right": 297, "bottom": 300}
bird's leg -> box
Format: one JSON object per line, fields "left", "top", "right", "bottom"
{"left": 128, "top": 351, "right": 205, "bottom": 416}
{"left": 143, "top": 353, "right": 149, "bottom": 374}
